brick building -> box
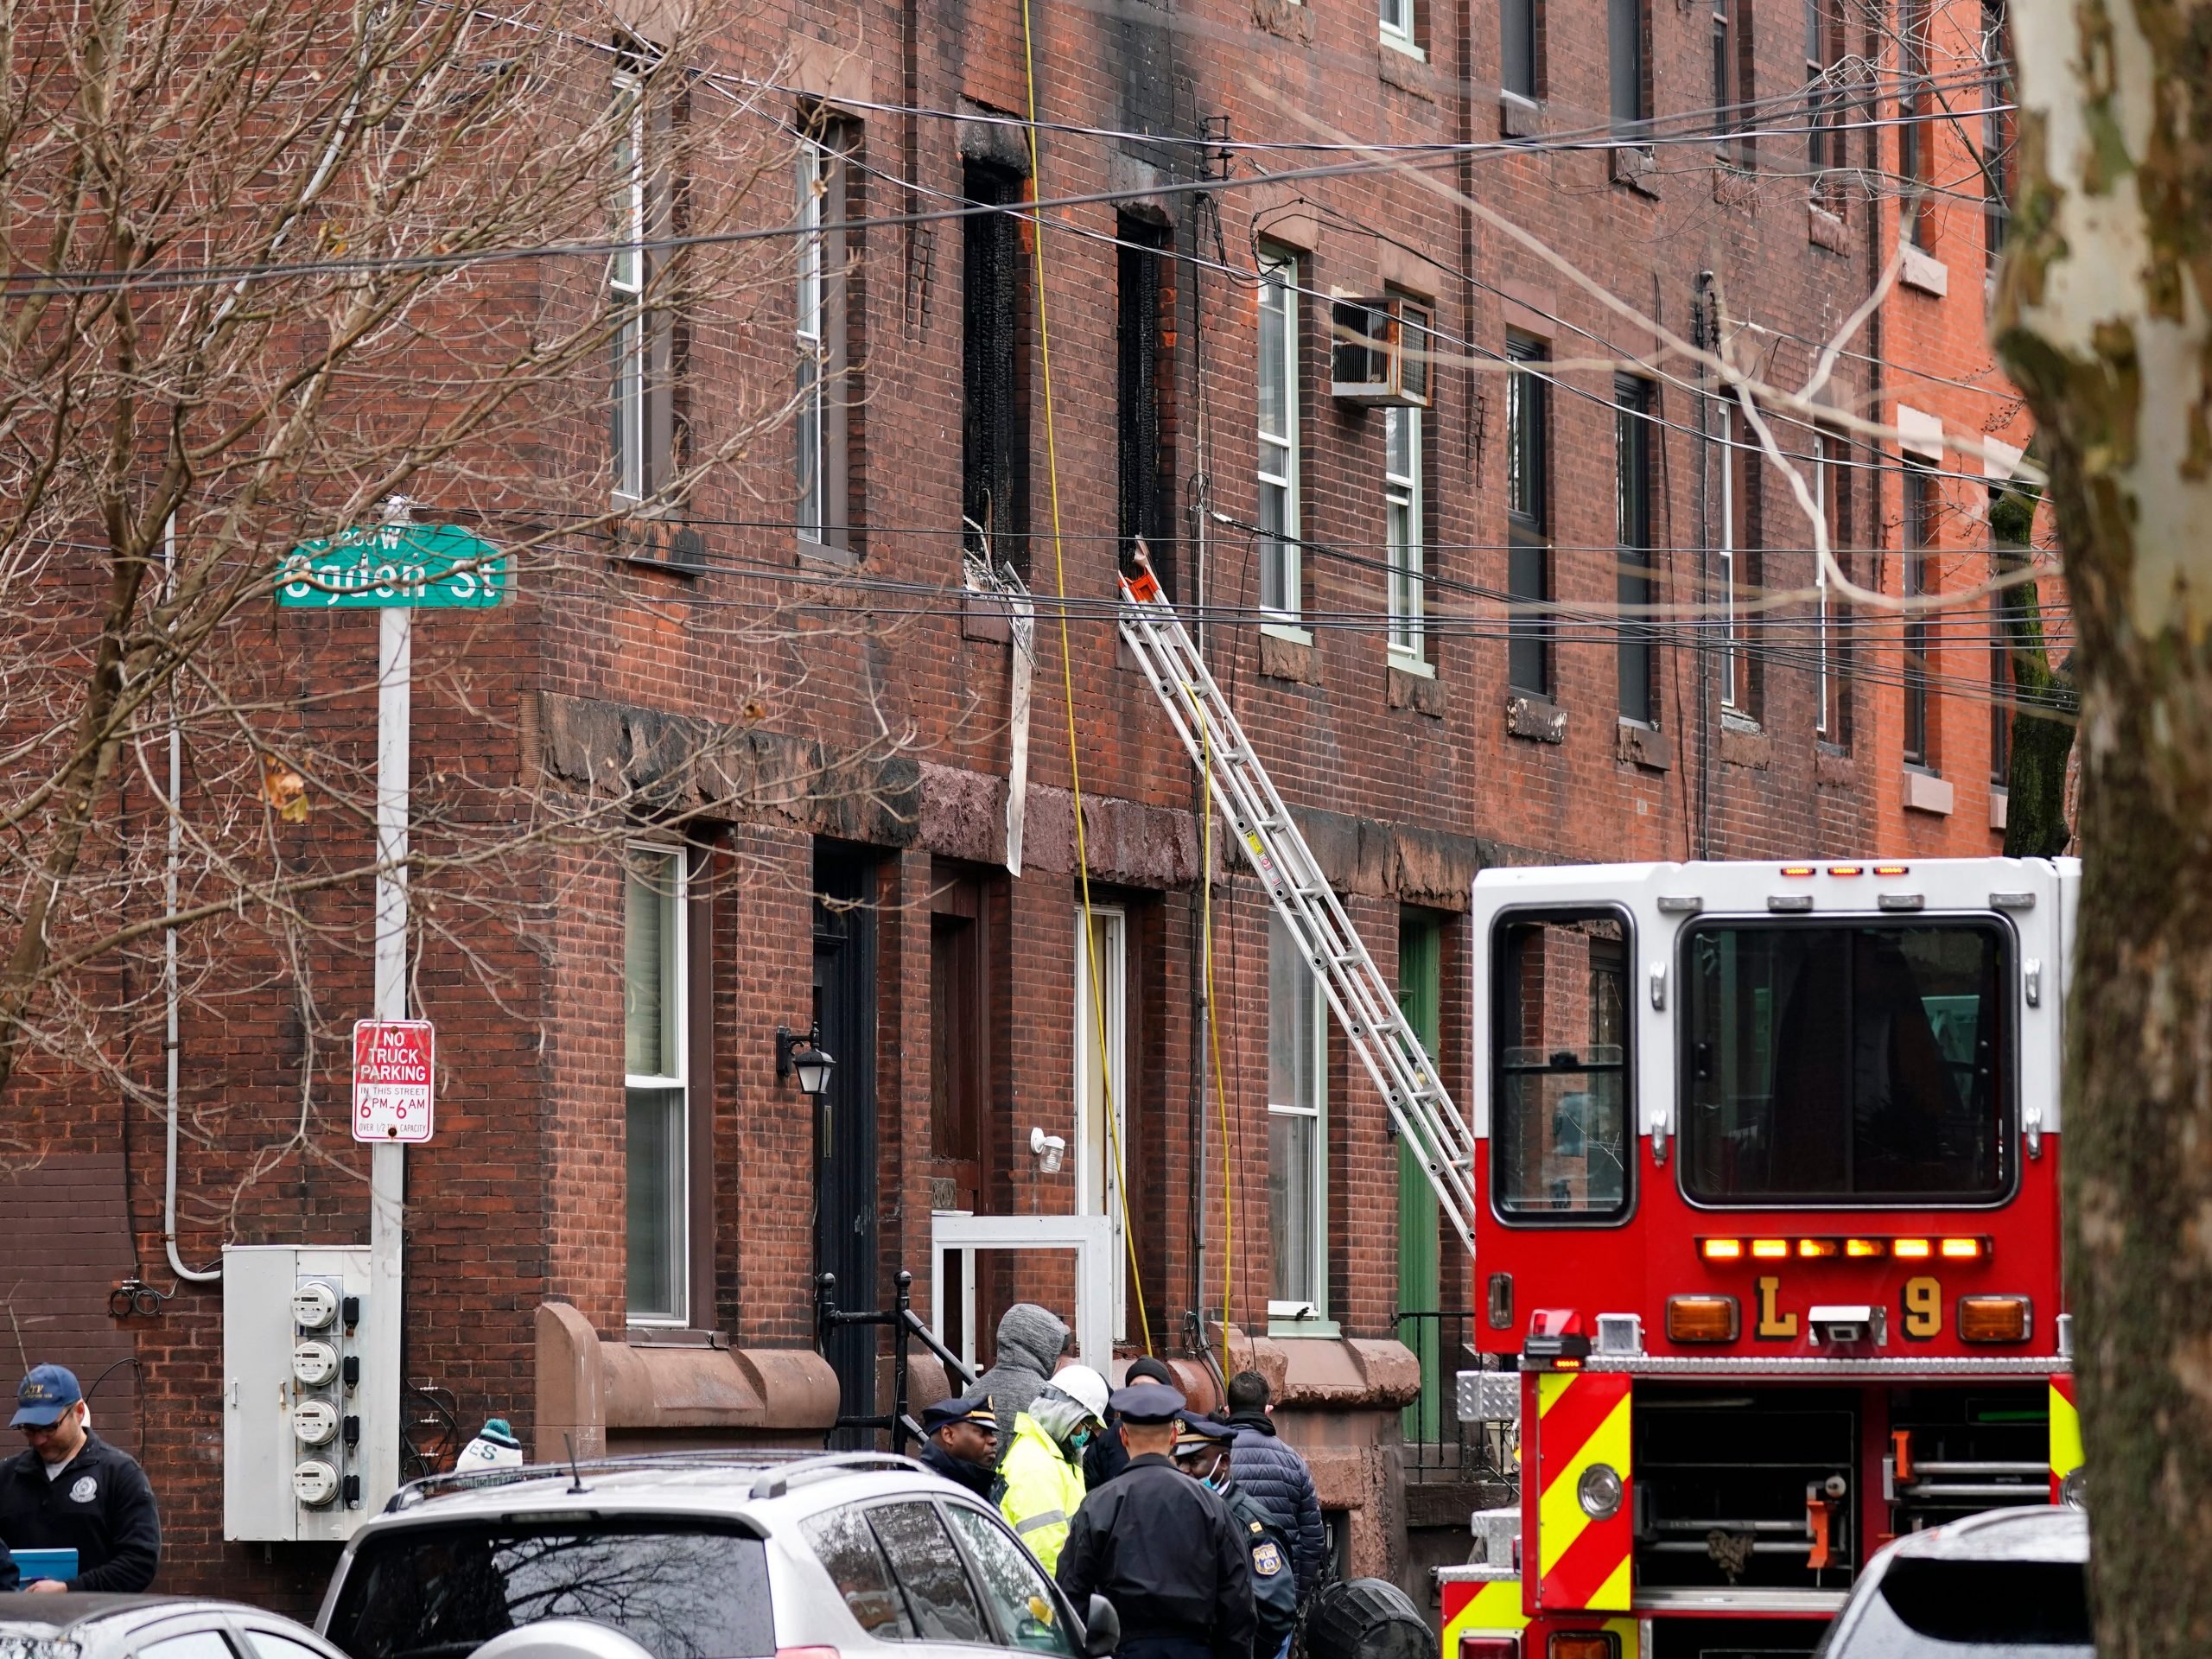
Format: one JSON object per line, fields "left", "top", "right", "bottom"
{"left": 0, "top": 0, "right": 2043, "bottom": 1621}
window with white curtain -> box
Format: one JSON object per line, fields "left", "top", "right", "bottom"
{"left": 1268, "top": 914, "right": 1326, "bottom": 1320}
{"left": 610, "top": 70, "right": 648, "bottom": 504}
{"left": 1385, "top": 406, "right": 1425, "bottom": 664}
{"left": 1074, "top": 907, "right": 1130, "bottom": 1339}
{"left": 625, "top": 846, "right": 687, "bottom": 1325}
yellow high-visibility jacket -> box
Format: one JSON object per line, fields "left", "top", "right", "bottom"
{"left": 999, "top": 1411, "right": 1087, "bottom": 1573}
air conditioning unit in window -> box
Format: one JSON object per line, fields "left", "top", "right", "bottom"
{"left": 1330, "top": 295, "right": 1432, "bottom": 406}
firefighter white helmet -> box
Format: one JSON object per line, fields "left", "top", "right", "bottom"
{"left": 1048, "top": 1363, "right": 1111, "bottom": 1423}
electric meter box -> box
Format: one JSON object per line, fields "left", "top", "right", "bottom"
{"left": 222, "top": 1245, "right": 397, "bottom": 1542}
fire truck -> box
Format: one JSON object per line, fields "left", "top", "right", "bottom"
{"left": 1108, "top": 563, "right": 2077, "bottom": 1659}
{"left": 1436, "top": 857, "right": 2079, "bottom": 1659}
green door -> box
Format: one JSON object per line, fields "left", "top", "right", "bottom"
{"left": 1397, "top": 911, "right": 1443, "bottom": 1443}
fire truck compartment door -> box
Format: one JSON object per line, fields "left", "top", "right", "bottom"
{"left": 1531, "top": 1371, "right": 1633, "bottom": 1612}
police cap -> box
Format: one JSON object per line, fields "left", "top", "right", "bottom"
{"left": 1109, "top": 1382, "right": 1188, "bottom": 1424}
{"left": 921, "top": 1391, "right": 999, "bottom": 1435}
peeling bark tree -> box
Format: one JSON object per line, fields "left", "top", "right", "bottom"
{"left": 1993, "top": 0, "right": 2212, "bottom": 1641}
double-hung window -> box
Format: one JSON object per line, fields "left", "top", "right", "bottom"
{"left": 625, "top": 846, "right": 688, "bottom": 1325}
{"left": 611, "top": 69, "right": 649, "bottom": 504}
{"left": 1610, "top": 0, "right": 1649, "bottom": 137}
{"left": 1982, "top": 0, "right": 2012, "bottom": 265}
{"left": 1903, "top": 456, "right": 1937, "bottom": 766}
{"left": 1385, "top": 406, "right": 1425, "bottom": 666}
{"left": 1505, "top": 334, "right": 1551, "bottom": 696}
{"left": 1503, "top": 0, "right": 1539, "bottom": 99}
{"left": 797, "top": 128, "right": 851, "bottom": 552}
{"left": 1258, "top": 252, "right": 1302, "bottom": 625}
{"left": 797, "top": 143, "right": 827, "bottom": 543}
{"left": 1899, "top": 0, "right": 1936, "bottom": 246}
{"left": 1381, "top": 0, "right": 1420, "bottom": 53}
{"left": 1268, "top": 915, "right": 1326, "bottom": 1323}
{"left": 1615, "top": 376, "right": 1656, "bottom": 723}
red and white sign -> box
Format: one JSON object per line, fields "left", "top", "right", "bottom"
{"left": 353, "top": 1019, "right": 435, "bottom": 1143}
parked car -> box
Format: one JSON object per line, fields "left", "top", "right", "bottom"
{"left": 0, "top": 1596, "right": 351, "bottom": 1659}
{"left": 1815, "top": 1506, "right": 2093, "bottom": 1657}
{"left": 316, "top": 1452, "right": 1119, "bottom": 1659}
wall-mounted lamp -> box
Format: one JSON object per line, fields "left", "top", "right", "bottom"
{"left": 1029, "top": 1126, "right": 1066, "bottom": 1174}
{"left": 776, "top": 1023, "right": 837, "bottom": 1097}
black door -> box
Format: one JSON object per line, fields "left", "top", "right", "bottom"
{"left": 813, "top": 843, "right": 880, "bottom": 1438}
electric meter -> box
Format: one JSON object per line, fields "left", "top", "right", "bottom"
{"left": 294, "top": 1399, "right": 340, "bottom": 1446}
{"left": 292, "top": 1281, "right": 340, "bottom": 1331}
{"left": 292, "top": 1459, "right": 340, "bottom": 1507}
{"left": 292, "top": 1340, "right": 339, "bottom": 1387}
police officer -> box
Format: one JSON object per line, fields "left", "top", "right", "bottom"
{"left": 0, "top": 1365, "right": 162, "bottom": 1592}
{"left": 917, "top": 1391, "right": 1003, "bottom": 1503}
{"left": 1173, "top": 1414, "right": 1299, "bottom": 1659}
{"left": 1055, "top": 1383, "right": 1256, "bottom": 1659}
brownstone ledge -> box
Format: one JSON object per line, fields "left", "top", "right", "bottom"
{"left": 1616, "top": 720, "right": 1672, "bottom": 771}
{"left": 1505, "top": 694, "right": 1567, "bottom": 743}
{"left": 1387, "top": 664, "right": 1445, "bottom": 716}
{"left": 1719, "top": 724, "right": 1772, "bottom": 769}
{"left": 536, "top": 1300, "right": 841, "bottom": 1459}
{"left": 1260, "top": 630, "right": 1321, "bottom": 684}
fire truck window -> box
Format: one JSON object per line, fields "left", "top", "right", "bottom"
{"left": 1681, "top": 922, "right": 2011, "bottom": 1205}
{"left": 1492, "top": 912, "right": 1631, "bottom": 1221}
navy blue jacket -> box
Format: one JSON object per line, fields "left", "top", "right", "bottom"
{"left": 0, "top": 1434, "right": 161, "bottom": 1592}
{"left": 0, "top": 1540, "right": 16, "bottom": 1592}
{"left": 1226, "top": 1413, "right": 1325, "bottom": 1597}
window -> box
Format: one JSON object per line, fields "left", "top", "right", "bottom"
{"left": 1713, "top": 0, "right": 1752, "bottom": 159}
{"left": 1610, "top": 0, "right": 1649, "bottom": 135}
{"left": 1503, "top": 0, "right": 1540, "bottom": 99}
{"left": 326, "top": 1522, "right": 777, "bottom": 1659}
{"left": 1718, "top": 410, "right": 1757, "bottom": 715}
{"left": 1983, "top": 0, "right": 2012, "bottom": 265}
{"left": 944, "top": 1504, "right": 1084, "bottom": 1656}
{"left": 625, "top": 845, "right": 687, "bottom": 1324}
{"left": 1268, "top": 914, "right": 1326, "bottom": 1319}
{"left": 1505, "top": 334, "right": 1551, "bottom": 695}
{"left": 796, "top": 133, "right": 851, "bottom": 550}
{"left": 1903, "top": 456, "right": 1937, "bottom": 766}
{"left": 611, "top": 67, "right": 649, "bottom": 503}
{"left": 963, "top": 162, "right": 1026, "bottom": 570}
{"left": 139, "top": 1637, "right": 236, "bottom": 1659}
{"left": 1682, "top": 922, "right": 2013, "bottom": 1205}
{"left": 931, "top": 874, "right": 988, "bottom": 1215}
{"left": 804, "top": 1506, "right": 915, "bottom": 1638}
{"left": 1381, "top": 0, "right": 1419, "bottom": 52}
{"left": 1819, "top": 431, "right": 1854, "bottom": 743}
{"left": 1386, "top": 405, "right": 1425, "bottom": 664}
{"left": 1805, "top": 0, "right": 1847, "bottom": 200}
{"left": 243, "top": 1636, "right": 328, "bottom": 1659}
{"left": 1899, "top": 0, "right": 1936, "bottom": 246}
{"left": 1074, "top": 907, "right": 1130, "bottom": 1339}
{"left": 1491, "top": 912, "right": 1631, "bottom": 1223}
{"left": 1258, "top": 251, "right": 1302, "bottom": 623}
{"left": 865, "top": 1503, "right": 992, "bottom": 1645}
{"left": 1988, "top": 481, "right": 2018, "bottom": 785}
{"left": 1615, "top": 376, "right": 1656, "bottom": 724}
{"left": 1117, "top": 216, "right": 1172, "bottom": 575}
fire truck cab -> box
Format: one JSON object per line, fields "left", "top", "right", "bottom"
{"left": 1438, "top": 856, "right": 2079, "bottom": 1659}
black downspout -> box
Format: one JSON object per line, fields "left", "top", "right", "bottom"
{"left": 1693, "top": 270, "right": 1714, "bottom": 859}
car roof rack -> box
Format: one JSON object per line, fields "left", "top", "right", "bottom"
{"left": 386, "top": 1448, "right": 922, "bottom": 1511}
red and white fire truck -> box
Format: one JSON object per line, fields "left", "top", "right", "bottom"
{"left": 1437, "top": 857, "right": 2080, "bottom": 1659}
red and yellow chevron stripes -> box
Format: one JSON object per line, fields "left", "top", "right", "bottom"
{"left": 1439, "top": 1579, "right": 1638, "bottom": 1659}
{"left": 2050, "top": 1375, "right": 2082, "bottom": 1503}
{"left": 1533, "top": 1372, "right": 1633, "bottom": 1612}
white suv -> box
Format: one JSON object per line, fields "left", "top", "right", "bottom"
{"left": 315, "top": 1452, "right": 1117, "bottom": 1659}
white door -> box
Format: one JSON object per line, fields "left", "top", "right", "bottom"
{"left": 1073, "top": 907, "right": 1128, "bottom": 1339}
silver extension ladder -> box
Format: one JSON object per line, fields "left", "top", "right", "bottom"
{"left": 1116, "top": 554, "right": 1478, "bottom": 1256}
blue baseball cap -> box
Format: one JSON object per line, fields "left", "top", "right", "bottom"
{"left": 12, "top": 1365, "right": 83, "bottom": 1427}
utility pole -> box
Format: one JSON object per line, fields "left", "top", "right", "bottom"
{"left": 367, "top": 597, "right": 410, "bottom": 1515}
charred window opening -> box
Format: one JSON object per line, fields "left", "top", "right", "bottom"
{"left": 1491, "top": 909, "right": 1632, "bottom": 1224}
{"left": 1681, "top": 921, "right": 2013, "bottom": 1205}
{"left": 963, "top": 162, "right": 1027, "bottom": 573}
{"left": 1116, "top": 214, "right": 1174, "bottom": 588}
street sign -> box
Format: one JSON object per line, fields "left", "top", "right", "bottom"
{"left": 279, "top": 524, "right": 505, "bottom": 609}
{"left": 353, "top": 1020, "right": 435, "bottom": 1143}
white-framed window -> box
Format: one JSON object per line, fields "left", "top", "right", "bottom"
{"left": 1268, "top": 913, "right": 1326, "bottom": 1322}
{"left": 625, "top": 844, "right": 688, "bottom": 1325}
{"left": 1719, "top": 410, "right": 1740, "bottom": 710}
{"left": 610, "top": 70, "right": 649, "bottom": 504}
{"left": 1385, "top": 405, "right": 1425, "bottom": 664}
{"left": 1813, "top": 432, "right": 1833, "bottom": 735}
{"left": 1257, "top": 251, "right": 1302, "bottom": 626}
{"left": 1073, "top": 907, "right": 1130, "bottom": 1339}
{"left": 797, "top": 141, "right": 827, "bottom": 543}
{"left": 1381, "top": 0, "right": 1420, "bottom": 53}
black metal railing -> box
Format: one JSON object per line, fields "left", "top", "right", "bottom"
{"left": 817, "top": 1268, "right": 978, "bottom": 1452}
{"left": 1394, "top": 1308, "right": 1512, "bottom": 1484}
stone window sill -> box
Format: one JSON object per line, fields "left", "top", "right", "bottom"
{"left": 1389, "top": 662, "right": 1445, "bottom": 716}
{"left": 1903, "top": 766, "right": 1955, "bottom": 816}
{"left": 1260, "top": 629, "right": 1321, "bottom": 684}
{"left": 1611, "top": 146, "right": 1659, "bottom": 196}
{"left": 1901, "top": 243, "right": 1949, "bottom": 296}
{"left": 1500, "top": 92, "right": 1541, "bottom": 138}
{"left": 1617, "top": 719, "right": 1672, "bottom": 771}
{"left": 1505, "top": 693, "right": 1567, "bottom": 743}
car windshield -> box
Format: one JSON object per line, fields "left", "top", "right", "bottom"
{"left": 324, "top": 1520, "right": 775, "bottom": 1659}
{"left": 1681, "top": 922, "right": 2012, "bottom": 1205}
{"left": 1821, "top": 1556, "right": 2093, "bottom": 1656}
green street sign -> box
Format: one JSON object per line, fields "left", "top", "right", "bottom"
{"left": 277, "top": 523, "right": 506, "bottom": 609}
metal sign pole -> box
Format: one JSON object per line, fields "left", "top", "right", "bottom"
{"left": 366, "top": 603, "right": 410, "bottom": 1512}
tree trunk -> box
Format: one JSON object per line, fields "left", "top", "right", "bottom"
{"left": 1993, "top": 0, "right": 2212, "bottom": 1643}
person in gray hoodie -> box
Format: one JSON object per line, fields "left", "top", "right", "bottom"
{"left": 970, "top": 1303, "right": 1071, "bottom": 1452}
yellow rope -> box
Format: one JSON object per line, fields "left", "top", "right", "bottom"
{"left": 1194, "top": 686, "right": 1236, "bottom": 1357}
{"left": 1020, "top": 0, "right": 1152, "bottom": 1357}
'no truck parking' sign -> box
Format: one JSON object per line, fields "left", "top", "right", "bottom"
{"left": 353, "top": 1020, "right": 435, "bottom": 1144}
